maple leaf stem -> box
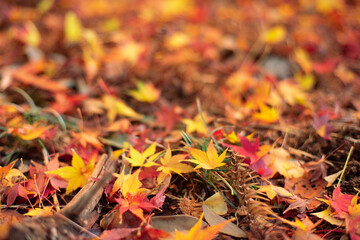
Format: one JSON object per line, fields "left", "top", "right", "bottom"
{"left": 196, "top": 98, "right": 219, "bottom": 148}
{"left": 337, "top": 145, "right": 354, "bottom": 187}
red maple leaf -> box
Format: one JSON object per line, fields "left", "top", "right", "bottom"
{"left": 328, "top": 185, "right": 354, "bottom": 217}
{"left": 116, "top": 193, "right": 157, "bottom": 222}
{"left": 154, "top": 105, "right": 182, "bottom": 133}
{"left": 224, "top": 137, "right": 260, "bottom": 164}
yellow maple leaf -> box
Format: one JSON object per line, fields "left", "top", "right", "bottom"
{"left": 226, "top": 131, "right": 240, "bottom": 144}
{"left": 64, "top": 11, "right": 83, "bottom": 43}
{"left": 112, "top": 169, "right": 147, "bottom": 196}
{"left": 0, "top": 162, "right": 26, "bottom": 187}
{"left": 312, "top": 207, "right": 345, "bottom": 226}
{"left": 316, "top": 0, "right": 344, "bottom": 14}
{"left": 102, "top": 94, "right": 143, "bottom": 122}
{"left": 294, "top": 48, "right": 312, "bottom": 73}
{"left": 262, "top": 25, "right": 287, "bottom": 44}
{"left": 160, "top": 0, "right": 194, "bottom": 19}
{"left": 25, "top": 206, "right": 53, "bottom": 217}
{"left": 349, "top": 195, "right": 360, "bottom": 216}
{"left": 253, "top": 103, "right": 278, "bottom": 123}
{"left": 182, "top": 113, "right": 213, "bottom": 135}
{"left": 174, "top": 213, "right": 231, "bottom": 240}
{"left": 127, "top": 81, "right": 160, "bottom": 103}
{"left": 23, "top": 21, "right": 41, "bottom": 47}
{"left": 7, "top": 119, "right": 53, "bottom": 141}
{"left": 187, "top": 141, "right": 227, "bottom": 170}
{"left": 46, "top": 151, "right": 94, "bottom": 194}
{"left": 157, "top": 146, "right": 193, "bottom": 183}
{"left": 125, "top": 143, "right": 161, "bottom": 167}
{"left": 166, "top": 32, "right": 190, "bottom": 49}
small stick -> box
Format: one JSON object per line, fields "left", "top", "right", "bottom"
{"left": 337, "top": 146, "right": 354, "bottom": 187}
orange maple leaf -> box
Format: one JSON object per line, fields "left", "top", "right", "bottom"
{"left": 71, "top": 130, "right": 103, "bottom": 150}
{"left": 174, "top": 213, "right": 231, "bottom": 240}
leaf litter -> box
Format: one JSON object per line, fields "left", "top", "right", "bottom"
{"left": 0, "top": 0, "right": 360, "bottom": 239}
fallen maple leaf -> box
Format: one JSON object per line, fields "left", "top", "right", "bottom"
{"left": 5, "top": 181, "right": 36, "bottom": 206}
{"left": 12, "top": 61, "right": 67, "bottom": 92}
{"left": 102, "top": 94, "right": 143, "bottom": 122}
{"left": 7, "top": 120, "right": 53, "bottom": 141}
{"left": 112, "top": 169, "right": 147, "bottom": 196}
{"left": 286, "top": 217, "right": 323, "bottom": 240}
{"left": 294, "top": 48, "right": 312, "bottom": 73}
{"left": 204, "top": 192, "right": 228, "bottom": 215}
{"left": 116, "top": 193, "right": 157, "bottom": 222}
{"left": 187, "top": 141, "right": 227, "bottom": 170}
{"left": 261, "top": 25, "right": 287, "bottom": 44}
{"left": 45, "top": 151, "right": 94, "bottom": 194}
{"left": 125, "top": 143, "right": 161, "bottom": 167}
{"left": 100, "top": 228, "right": 138, "bottom": 240}
{"left": 253, "top": 103, "right": 278, "bottom": 123}
{"left": 155, "top": 105, "right": 182, "bottom": 133}
{"left": 313, "top": 113, "right": 334, "bottom": 140}
{"left": 127, "top": 81, "right": 160, "bottom": 103}
{"left": 328, "top": 185, "right": 354, "bottom": 217}
{"left": 157, "top": 146, "right": 193, "bottom": 184}
{"left": 64, "top": 11, "right": 83, "bottom": 43}
{"left": 182, "top": 113, "right": 213, "bottom": 135}
{"left": 25, "top": 206, "right": 53, "bottom": 217}
{"left": 71, "top": 129, "right": 103, "bottom": 150}
{"left": 0, "top": 162, "right": 17, "bottom": 187}
{"left": 173, "top": 213, "right": 231, "bottom": 240}
{"left": 312, "top": 207, "right": 345, "bottom": 226}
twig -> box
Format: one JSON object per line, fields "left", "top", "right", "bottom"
{"left": 337, "top": 146, "right": 354, "bottom": 187}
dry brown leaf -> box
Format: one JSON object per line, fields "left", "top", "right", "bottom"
{"left": 202, "top": 203, "right": 247, "bottom": 238}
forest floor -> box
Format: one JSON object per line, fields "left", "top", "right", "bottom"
{"left": 1, "top": 0, "right": 360, "bottom": 239}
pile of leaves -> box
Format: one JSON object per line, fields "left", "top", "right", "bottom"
{"left": 1, "top": 0, "right": 360, "bottom": 239}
